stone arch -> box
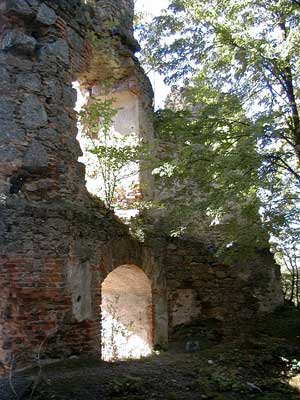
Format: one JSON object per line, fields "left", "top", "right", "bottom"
{"left": 98, "top": 239, "right": 169, "bottom": 353}
{"left": 65, "top": 237, "right": 168, "bottom": 361}
{"left": 101, "top": 264, "right": 153, "bottom": 360}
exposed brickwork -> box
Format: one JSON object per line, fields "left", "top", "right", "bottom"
{"left": 0, "top": 0, "right": 167, "bottom": 374}
{"left": 0, "top": 0, "right": 282, "bottom": 376}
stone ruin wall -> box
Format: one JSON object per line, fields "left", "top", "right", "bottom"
{"left": 0, "top": 0, "right": 282, "bottom": 374}
{"left": 162, "top": 238, "right": 282, "bottom": 338}
{"left": 77, "top": 61, "right": 155, "bottom": 213}
{"left": 0, "top": 0, "right": 168, "bottom": 373}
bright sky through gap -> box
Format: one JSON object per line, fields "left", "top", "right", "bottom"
{"left": 135, "top": 0, "right": 170, "bottom": 15}
{"left": 135, "top": 0, "right": 171, "bottom": 109}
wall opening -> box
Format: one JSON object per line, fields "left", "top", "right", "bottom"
{"left": 74, "top": 81, "right": 142, "bottom": 219}
{"left": 101, "top": 264, "right": 153, "bottom": 361}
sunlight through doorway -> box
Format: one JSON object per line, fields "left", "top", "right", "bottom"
{"left": 101, "top": 264, "right": 153, "bottom": 361}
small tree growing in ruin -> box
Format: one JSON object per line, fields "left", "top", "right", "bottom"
{"left": 79, "top": 98, "right": 143, "bottom": 209}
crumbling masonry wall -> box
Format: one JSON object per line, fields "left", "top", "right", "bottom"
{"left": 162, "top": 239, "right": 282, "bottom": 337}
{"left": 0, "top": 0, "right": 167, "bottom": 373}
{"left": 0, "top": 0, "right": 282, "bottom": 374}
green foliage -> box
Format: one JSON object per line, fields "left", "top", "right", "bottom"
{"left": 166, "top": 392, "right": 177, "bottom": 400}
{"left": 108, "top": 375, "right": 144, "bottom": 397}
{"left": 140, "top": 0, "right": 300, "bottom": 176}
{"left": 79, "top": 98, "right": 117, "bottom": 137}
{"left": 138, "top": 0, "right": 300, "bottom": 260}
{"left": 79, "top": 98, "right": 143, "bottom": 209}
{"left": 152, "top": 89, "right": 269, "bottom": 256}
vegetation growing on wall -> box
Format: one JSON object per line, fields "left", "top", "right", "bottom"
{"left": 79, "top": 97, "right": 143, "bottom": 209}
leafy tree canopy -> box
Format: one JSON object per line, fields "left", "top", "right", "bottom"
{"left": 137, "top": 0, "right": 300, "bottom": 259}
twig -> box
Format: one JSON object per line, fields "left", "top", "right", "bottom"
{"left": 30, "top": 329, "right": 56, "bottom": 399}
{"left": 9, "top": 355, "right": 18, "bottom": 399}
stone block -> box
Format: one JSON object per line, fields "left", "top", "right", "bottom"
{"left": 0, "top": 146, "right": 18, "bottom": 162}
{"left": 3, "top": 0, "right": 33, "bottom": 17}
{"left": 63, "top": 86, "right": 77, "bottom": 107}
{"left": 23, "top": 140, "right": 49, "bottom": 171}
{"left": 43, "top": 78, "right": 62, "bottom": 101}
{"left": 0, "top": 31, "right": 36, "bottom": 56}
{"left": 38, "top": 39, "right": 70, "bottom": 66}
{"left": 37, "top": 127, "right": 59, "bottom": 141}
{"left": 0, "top": 120, "right": 25, "bottom": 143}
{"left": 36, "top": 4, "right": 57, "bottom": 25}
{"left": 0, "top": 67, "right": 10, "bottom": 83}
{"left": 24, "top": 179, "right": 54, "bottom": 192}
{"left": 16, "top": 73, "right": 41, "bottom": 92}
{"left": 20, "top": 95, "right": 47, "bottom": 129}
{"left": 215, "top": 270, "right": 228, "bottom": 279}
{"left": 67, "top": 27, "right": 84, "bottom": 53}
{"left": 26, "top": 0, "right": 40, "bottom": 8}
{"left": 68, "top": 261, "right": 92, "bottom": 323}
{"left": 0, "top": 98, "right": 15, "bottom": 121}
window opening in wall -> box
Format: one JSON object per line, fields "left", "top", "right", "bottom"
{"left": 73, "top": 81, "right": 143, "bottom": 220}
{"left": 101, "top": 264, "right": 153, "bottom": 361}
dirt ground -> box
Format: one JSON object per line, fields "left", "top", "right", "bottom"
{"left": 1, "top": 306, "right": 300, "bottom": 400}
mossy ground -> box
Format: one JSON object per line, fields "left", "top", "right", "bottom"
{"left": 3, "top": 305, "right": 300, "bottom": 400}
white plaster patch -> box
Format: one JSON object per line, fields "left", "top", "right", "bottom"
{"left": 68, "top": 261, "right": 92, "bottom": 322}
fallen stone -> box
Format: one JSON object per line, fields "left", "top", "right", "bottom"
{"left": 167, "top": 243, "right": 178, "bottom": 250}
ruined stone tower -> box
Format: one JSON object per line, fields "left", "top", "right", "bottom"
{"left": 0, "top": 0, "right": 282, "bottom": 374}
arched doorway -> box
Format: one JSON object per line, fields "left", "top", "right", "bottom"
{"left": 101, "top": 264, "right": 153, "bottom": 361}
